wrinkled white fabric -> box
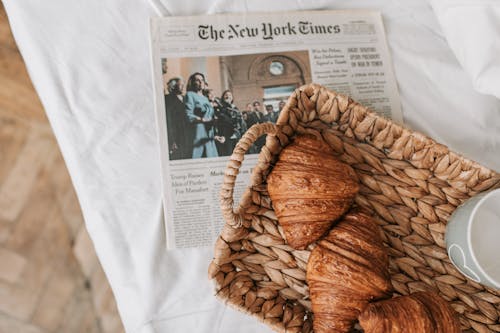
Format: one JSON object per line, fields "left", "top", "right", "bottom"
{"left": 3, "top": 0, "right": 499, "bottom": 332}
{"left": 430, "top": 0, "right": 500, "bottom": 99}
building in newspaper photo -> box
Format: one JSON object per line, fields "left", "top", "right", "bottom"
{"left": 162, "top": 50, "right": 312, "bottom": 160}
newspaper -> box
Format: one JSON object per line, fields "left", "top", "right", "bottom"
{"left": 150, "top": 10, "right": 402, "bottom": 249}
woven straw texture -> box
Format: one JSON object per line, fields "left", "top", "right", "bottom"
{"left": 209, "top": 84, "right": 500, "bottom": 333}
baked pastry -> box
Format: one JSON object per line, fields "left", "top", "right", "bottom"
{"left": 306, "top": 211, "right": 393, "bottom": 333}
{"left": 358, "top": 291, "right": 461, "bottom": 333}
{"left": 267, "top": 135, "right": 359, "bottom": 249}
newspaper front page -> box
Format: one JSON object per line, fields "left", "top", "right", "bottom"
{"left": 151, "top": 10, "right": 402, "bottom": 249}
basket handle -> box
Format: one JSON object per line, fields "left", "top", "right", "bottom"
{"left": 220, "top": 122, "right": 277, "bottom": 227}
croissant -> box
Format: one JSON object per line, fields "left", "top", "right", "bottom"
{"left": 306, "top": 211, "right": 393, "bottom": 333}
{"left": 359, "top": 291, "right": 461, "bottom": 333}
{"left": 267, "top": 135, "right": 359, "bottom": 249}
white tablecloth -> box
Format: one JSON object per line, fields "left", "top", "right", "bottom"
{"left": 4, "top": 0, "right": 500, "bottom": 332}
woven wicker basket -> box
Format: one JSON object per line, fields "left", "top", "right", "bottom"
{"left": 209, "top": 83, "right": 500, "bottom": 333}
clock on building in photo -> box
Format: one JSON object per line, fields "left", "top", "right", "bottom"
{"left": 269, "top": 61, "right": 284, "bottom": 75}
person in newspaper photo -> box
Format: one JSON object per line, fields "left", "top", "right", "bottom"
{"left": 245, "top": 101, "right": 270, "bottom": 152}
{"left": 165, "top": 77, "right": 192, "bottom": 160}
{"left": 184, "top": 72, "right": 219, "bottom": 159}
{"left": 204, "top": 88, "right": 228, "bottom": 155}
{"left": 216, "top": 90, "right": 247, "bottom": 156}
{"left": 241, "top": 103, "right": 253, "bottom": 128}
{"left": 272, "top": 99, "right": 286, "bottom": 123}
{"left": 207, "top": 89, "right": 231, "bottom": 157}
{"left": 265, "top": 104, "right": 275, "bottom": 121}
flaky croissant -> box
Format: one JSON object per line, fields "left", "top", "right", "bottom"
{"left": 306, "top": 211, "right": 393, "bottom": 333}
{"left": 359, "top": 291, "right": 461, "bottom": 333}
{"left": 267, "top": 135, "right": 359, "bottom": 249}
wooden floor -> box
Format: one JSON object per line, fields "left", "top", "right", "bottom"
{"left": 0, "top": 3, "right": 123, "bottom": 333}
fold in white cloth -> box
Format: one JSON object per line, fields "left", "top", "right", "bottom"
{"left": 431, "top": 0, "right": 500, "bottom": 100}
{"left": 3, "top": 0, "right": 499, "bottom": 332}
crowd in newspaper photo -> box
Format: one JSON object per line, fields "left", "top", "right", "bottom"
{"left": 161, "top": 50, "right": 311, "bottom": 160}
{"left": 163, "top": 70, "right": 286, "bottom": 160}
